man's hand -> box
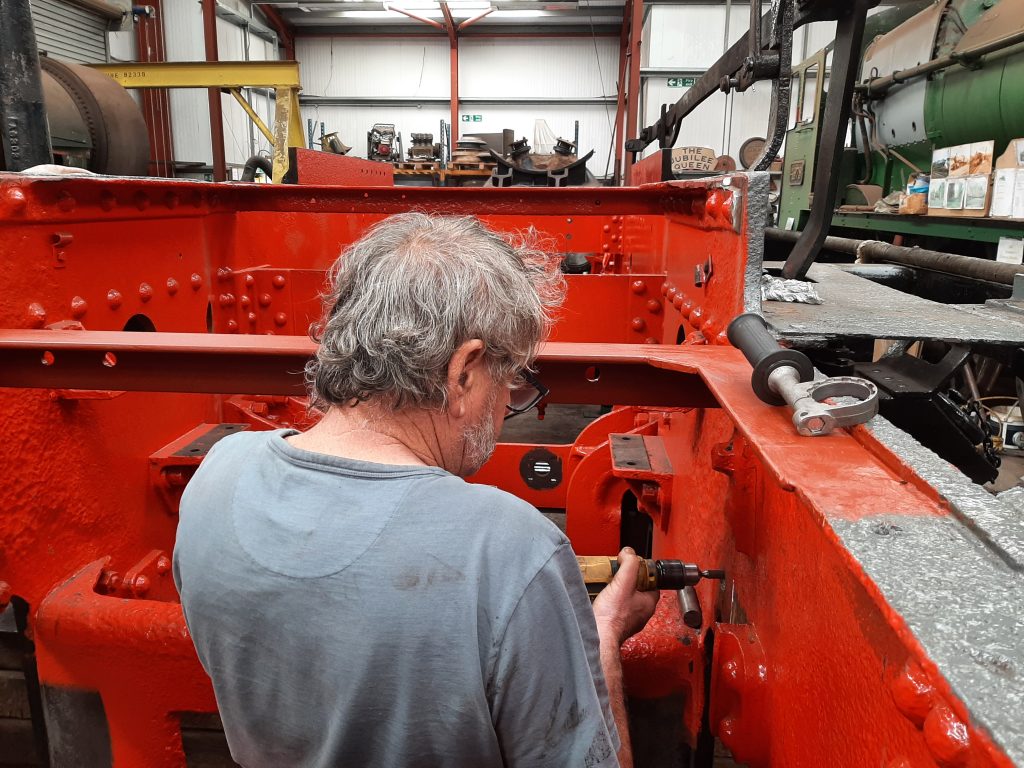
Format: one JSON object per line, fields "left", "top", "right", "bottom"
{"left": 592, "top": 547, "right": 659, "bottom": 647}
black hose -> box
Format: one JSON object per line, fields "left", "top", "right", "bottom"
{"left": 240, "top": 154, "right": 272, "bottom": 182}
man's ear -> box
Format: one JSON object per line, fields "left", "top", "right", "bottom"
{"left": 446, "top": 339, "right": 487, "bottom": 419}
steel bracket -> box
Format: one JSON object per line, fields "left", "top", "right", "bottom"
{"left": 609, "top": 432, "right": 674, "bottom": 529}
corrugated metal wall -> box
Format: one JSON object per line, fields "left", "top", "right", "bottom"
{"left": 297, "top": 35, "right": 618, "bottom": 174}
{"left": 31, "top": 0, "right": 108, "bottom": 63}
{"left": 162, "top": 0, "right": 279, "bottom": 174}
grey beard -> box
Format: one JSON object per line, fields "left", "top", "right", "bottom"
{"left": 462, "top": 393, "right": 498, "bottom": 475}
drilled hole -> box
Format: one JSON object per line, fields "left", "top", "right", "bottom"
{"left": 625, "top": 460, "right": 637, "bottom": 466}
{"left": 103, "top": 352, "right": 117, "bottom": 368}
{"left": 585, "top": 366, "right": 601, "bottom": 383}
{"left": 41, "top": 350, "right": 54, "bottom": 366}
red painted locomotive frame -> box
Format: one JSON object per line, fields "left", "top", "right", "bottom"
{"left": 0, "top": 173, "right": 1018, "bottom": 768}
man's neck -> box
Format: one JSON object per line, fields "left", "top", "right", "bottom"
{"left": 287, "top": 404, "right": 447, "bottom": 469}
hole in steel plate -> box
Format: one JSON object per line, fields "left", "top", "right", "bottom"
{"left": 41, "top": 351, "right": 54, "bottom": 366}
{"left": 585, "top": 366, "right": 600, "bottom": 383}
{"left": 103, "top": 352, "right": 117, "bottom": 368}
{"left": 123, "top": 313, "right": 156, "bottom": 333}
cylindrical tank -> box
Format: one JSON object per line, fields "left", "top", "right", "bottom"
{"left": 0, "top": 56, "right": 149, "bottom": 175}
{"left": 863, "top": 0, "right": 1024, "bottom": 154}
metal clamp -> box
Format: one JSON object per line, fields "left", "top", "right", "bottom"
{"left": 766, "top": 367, "right": 878, "bottom": 436}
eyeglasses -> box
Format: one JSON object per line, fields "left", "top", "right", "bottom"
{"left": 505, "top": 370, "right": 549, "bottom": 419}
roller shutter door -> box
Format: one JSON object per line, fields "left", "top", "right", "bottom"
{"left": 30, "top": 0, "right": 108, "bottom": 64}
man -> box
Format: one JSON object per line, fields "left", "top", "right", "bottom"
{"left": 174, "top": 213, "right": 658, "bottom": 767}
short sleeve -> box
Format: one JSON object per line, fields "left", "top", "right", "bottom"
{"left": 487, "top": 543, "right": 620, "bottom": 768}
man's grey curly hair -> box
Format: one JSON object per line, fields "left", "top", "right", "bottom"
{"left": 305, "top": 213, "right": 565, "bottom": 411}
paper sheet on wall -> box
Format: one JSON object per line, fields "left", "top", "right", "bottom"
{"left": 996, "top": 238, "right": 1024, "bottom": 265}
{"left": 991, "top": 169, "right": 1016, "bottom": 217}
{"left": 1013, "top": 172, "right": 1024, "bottom": 219}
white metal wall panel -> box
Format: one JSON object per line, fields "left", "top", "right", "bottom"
{"left": 162, "top": 1, "right": 279, "bottom": 172}
{"left": 30, "top": 0, "right": 107, "bottom": 63}
{"left": 107, "top": 28, "right": 137, "bottom": 63}
{"left": 163, "top": 0, "right": 212, "bottom": 167}
{"left": 643, "top": 79, "right": 728, "bottom": 155}
{"left": 297, "top": 38, "right": 450, "bottom": 99}
{"left": 459, "top": 38, "right": 618, "bottom": 98}
{"left": 301, "top": 105, "right": 450, "bottom": 160}
{"left": 647, "top": 5, "right": 729, "bottom": 70}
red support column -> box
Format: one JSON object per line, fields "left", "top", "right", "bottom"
{"left": 135, "top": 2, "right": 174, "bottom": 177}
{"left": 441, "top": 2, "right": 459, "bottom": 144}
{"left": 624, "top": 0, "right": 643, "bottom": 186}
{"left": 612, "top": 0, "right": 630, "bottom": 186}
{"left": 260, "top": 5, "right": 296, "bottom": 60}
{"left": 201, "top": 0, "right": 227, "bottom": 182}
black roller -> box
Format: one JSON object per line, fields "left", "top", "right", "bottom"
{"left": 726, "top": 313, "right": 814, "bottom": 405}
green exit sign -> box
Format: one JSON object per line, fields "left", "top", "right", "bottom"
{"left": 667, "top": 77, "right": 696, "bottom": 88}
{"left": 461, "top": 114, "right": 483, "bottom": 122}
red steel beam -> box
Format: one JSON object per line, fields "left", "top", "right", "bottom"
{"left": 441, "top": 2, "right": 459, "bottom": 143}
{"left": 135, "top": 1, "right": 174, "bottom": 177}
{"left": 260, "top": 4, "right": 296, "bottom": 60}
{"left": 612, "top": 0, "right": 630, "bottom": 186}
{"left": 201, "top": 0, "right": 227, "bottom": 182}
{"left": 624, "top": 0, "right": 643, "bottom": 185}
{"left": 457, "top": 8, "right": 495, "bottom": 31}
{"left": 0, "top": 331, "right": 718, "bottom": 407}
{"left": 385, "top": 4, "right": 446, "bottom": 30}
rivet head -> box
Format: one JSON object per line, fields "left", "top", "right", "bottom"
{"left": 134, "top": 191, "right": 149, "bottom": 210}
{"left": 644, "top": 336, "right": 657, "bottom": 344}
{"left": 57, "top": 192, "right": 75, "bottom": 212}
{"left": 891, "top": 663, "right": 934, "bottom": 727}
{"left": 631, "top": 317, "right": 646, "bottom": 332}
{"left": 99, "top": 191, "right": 116, "bottom": 211}
{"left": 166, "top": 278, "right": 179, "bottom": 296}
{"left": 603, "top": 224, "right": 611, "bottom": 233}
{"left": 240, "top": 295, "right": 251, "bottom": 309}
{"left": 139, "top": 283, "right": 153, "bottom": 302}
{"left": 631, "top": 280, "right": 647, "bottom": 295}
{"left": 602, "top": 243, "right": 611, "bottom": 251}
{"left": 923, "top": 705, "right": 970, "bottom": 767}
{"left": 245, "top": 274, "right": 255, "bottom": 287}
{"left": 107, "top": 289, "right": 122, "bottom": 309}
{"left": 164, "top": 192, "right": 179, "bottom": 209}
{"left": 27, "top": 302, "right": 46, "bottom": 327}
{"left": 247, "top": 312, "right": 257, "bottom": 324}
{"left": 226, "top": 319, "right": 239, "bottom": 333}
{"left": 673, "top": 294, "right": 684, "bottom": 309}
{"left": 691, "top": 307, "right": 703, "bottom": 327}
{"left": 646, "top": 299, "right": 661, "bottom": 314}
{"left": 155, "top": 556, "right": 171, "bottom": 575}
{"left": 219, "top": 293, "right": 235, "bottom": 308}
{"left": 131, "top": 575, "right": 150, "bottom": 596}
{"left": 5, "top": 188, "right": 27, "bottom": 211}
{"left": 273, "top": 312, "right": 288, "bottom": 327}
{"left": 190, "top": 273, "right": 203, "bottom": 290}
{"left": 272, "top": 274, "right": 286, "bottom": 289}
{"left": 217, "top": 267, "right": 233, "bottom": 281}
{"left": 258, "top": 293, "right": 272, "bottom": 308}
{"left": 716, "top": 330, "right": 730, "bottom": 345}
{"left": 70, "top": 296, "right": 88, "bottom": 318}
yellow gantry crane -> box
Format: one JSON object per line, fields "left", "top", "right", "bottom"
{"left": 89, "top": 61, "right": 305, "bottom": 184}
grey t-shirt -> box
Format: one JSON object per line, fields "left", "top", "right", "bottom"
{"left": 173, "top": 429, "right": 619, "bottom": 768}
